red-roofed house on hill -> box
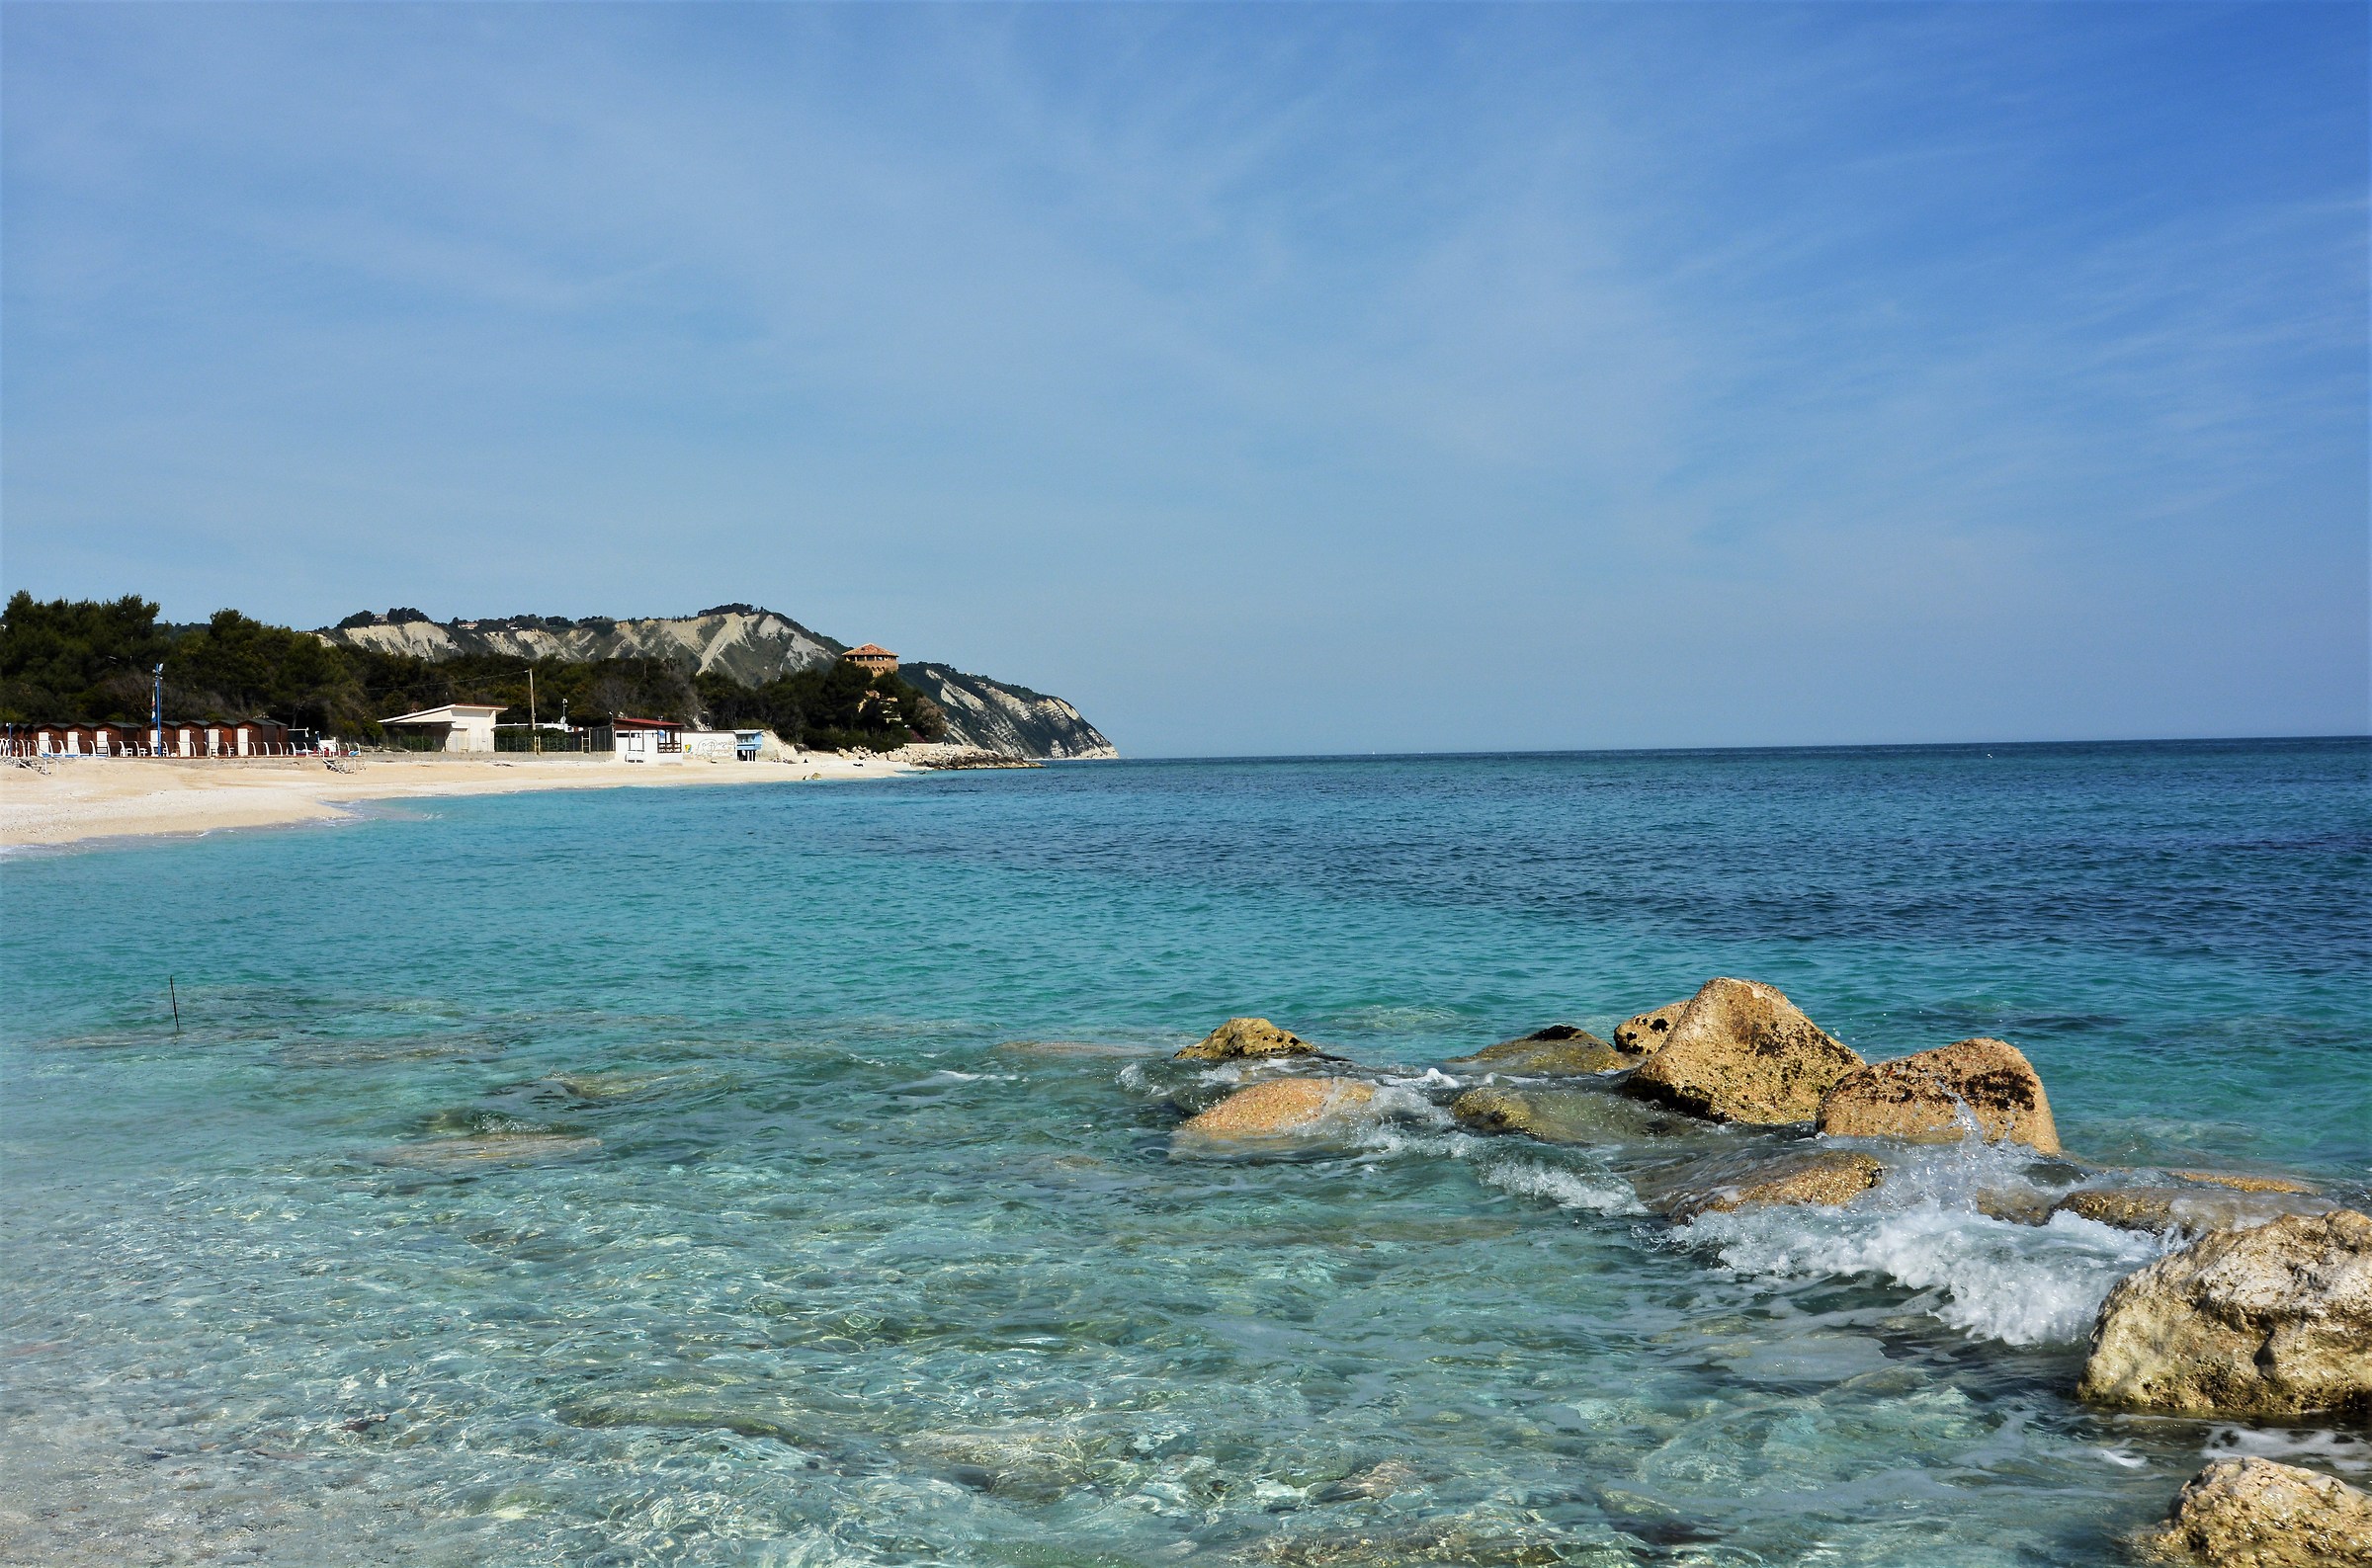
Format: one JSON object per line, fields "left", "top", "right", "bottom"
{"left": 842, "top": 643, "right": 898, "bottom": 676}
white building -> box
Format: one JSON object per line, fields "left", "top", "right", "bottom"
{"left": 383, "top": 702, "right": 504, "bottom": 753}
{"left": 613, "top": 716, "right": 685, "bottom": 763}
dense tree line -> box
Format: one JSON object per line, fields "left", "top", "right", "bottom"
{"left": 0, "top": 593, "right": 946, "bottom": 749}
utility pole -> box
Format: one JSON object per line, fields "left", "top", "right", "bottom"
{"left": 151, "top": 664, "right": 164, "bottom": 756}
{"left": 529, "top": 664, "right": 540, "bottom": 755}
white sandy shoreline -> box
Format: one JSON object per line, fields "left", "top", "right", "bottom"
{"left": 0, "top": 750, "right": 932, "bottom": 851}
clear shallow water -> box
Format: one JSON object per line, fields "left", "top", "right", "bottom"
{"left": 2, "top": 740, "right": 2366, "bottom": 1566}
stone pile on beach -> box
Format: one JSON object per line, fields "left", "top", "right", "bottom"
{"left": 1145, "top": 977, "right": 2365, "bottom": 1566}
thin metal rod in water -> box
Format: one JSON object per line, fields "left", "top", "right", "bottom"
{"left": 170, "top": 976, "right": 180, "bottom": 1036}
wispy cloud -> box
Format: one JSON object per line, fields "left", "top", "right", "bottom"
{"left": 4, "top": 3, "right": 2362, "bottom": 749}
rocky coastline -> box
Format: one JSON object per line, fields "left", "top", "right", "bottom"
{"left": 1075, "top": 976, "right": 2371, "bottom": 1566}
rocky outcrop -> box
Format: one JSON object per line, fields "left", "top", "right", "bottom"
{"left": 1626, "top": 978, "right": 1864, "bottom": 1124}
{"left": 2079, "top": 1209, "right": 2372, "bottom": 1418}
{"left": 1450, "top": 1087, "right": 1691, "bottom": 1145}
{"left": 1816, "top": 1037, "right": 2060, "bottom": 1153}
{"left": 1649, "top": 1148, "right": 1885, "bottom": 1221}
{"left": 898, "top": 662, "right": 1118, "bottom": 760}
{"left": 1173, "top": 1018, "right": 1323, "bottom": 1062}
{"left": 1176, "top": 1078, "right": 1375, "bottom": 1138}
{"left": 2137, "top": 1458, "right": 2372, "bottom": 1568}
{"left": 1447, "top": 1025, "right": 1629, "bottom": 1076}
{"left": 1612, "top": 1001, "right": 1688, "bottom": 1057}
{"left": 317, "top": 607, "right": 1116, "bottom": 760}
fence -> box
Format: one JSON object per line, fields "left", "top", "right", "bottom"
{"left": 494, "top": 727, "right": 608, "bottom": 754}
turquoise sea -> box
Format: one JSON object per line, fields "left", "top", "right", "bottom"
{"left": 2, "top": 740, "right": 2367, "bottom": 1566}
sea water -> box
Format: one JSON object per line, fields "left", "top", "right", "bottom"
{"left": 1, "top": 740, "right": 2365, "bottom": 1566}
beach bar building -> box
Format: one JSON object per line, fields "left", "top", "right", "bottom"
{"left": 383, "top": 702, "right": 504, "bottom": 754}
{"left": 613, "top": 716, "right": 686, "bottom": 763}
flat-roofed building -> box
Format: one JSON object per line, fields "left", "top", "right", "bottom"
{"left": 613, "top": 715, "right": 686, "bottom": 763}
{"left": 384, "top": 702, "right": 504, "bottom": 753}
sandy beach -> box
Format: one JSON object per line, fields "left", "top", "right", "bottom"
{"left": 0, "top": 750, "right": 925, "bottom": 850}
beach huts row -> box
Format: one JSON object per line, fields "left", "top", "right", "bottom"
{"left": 9, "top": 708, "right": 770, "bottom": 763}
{"left": 5, "top": 719, "right": 296, "bottom": 759}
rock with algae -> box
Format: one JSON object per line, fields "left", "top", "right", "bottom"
{"left": 1174, "top": 1017, "right": 1325, "bottom": 1062}
{"left": 2135, "top": 1457, "right": 2372, "bottom": 1567}
{"left": 1626, "top": 978, "right": 1864, "bottom": 1125}
{"left": 2079, "top": 1209, "right": 2372, "bottom": 1418}
{"left": 1611, "top": 1001, "right": 1689, "bottom": 1058}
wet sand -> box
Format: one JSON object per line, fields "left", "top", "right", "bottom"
{"left": 0, "top": 750, "right": 921, "bottom": 850}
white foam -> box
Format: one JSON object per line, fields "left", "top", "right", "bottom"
{"left": 2204, "top": 1425, "right": 2371, "bottom": 1474}
{"left": 1677, "top": 1201, "right": 2166, "bottom": 1347}
{"left": 1474, "top": 1151, "right": 1642, "bottom": 1215}
{"left": 1348, "top": 1114, "right": 1642, "bottom": 1215}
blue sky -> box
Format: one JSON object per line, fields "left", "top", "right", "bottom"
{"left": 4, "top": 3, "right": 2363, "bottom": 754}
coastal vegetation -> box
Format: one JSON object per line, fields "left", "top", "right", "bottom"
{"left": 0, "top": 592, "right": 947, "bottom": 749}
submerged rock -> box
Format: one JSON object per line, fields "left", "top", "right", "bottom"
{"left": 2079, "top": 1209, "right": 2372, "bottom": 1418}
{"left": 2136, "top": 1457, "right": 2372, "bottom": 1568}
{"left": 1611, "top": 1001, "right": 1688, "bottom": 1058}
{"left": 1176, "top": 1078, "right": 1376, "bottom": 1138}
{"left": 993, "top": 1039, "right": 1155, "bottom": 1059}
{"left": 2171, "top": 1170, "right": 2321, "bottom": 1197}
{"left": 373, "top": 1132, "right": 601, "bottom": 1170}
{"left": 1625, "top": 978, "right": 1864, "bottom": 1125}
{"left": 1652, "top": 1148, "right": 1885, "bottom": 1220}
{"left": 1310, "top": 1458, "right": 1421, "bottom": 1503}
{"left": 1450, "top": 1086, "right": 1692, "bottom": 1144}
{"left": 2052, "top": 1186, "right": 2332, "bottom": 1237}
{"left": 1816, "top": 1037, "right": 2060, "bottom": 1153}
{"left": 1174, "top": 1017, "right": 1323, "bottom": 1061}
{"left": 1447, "top": 1025, "right": 1629, "bottom": 1076}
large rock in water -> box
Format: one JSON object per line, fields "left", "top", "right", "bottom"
{"left": 1176, "top": 1078, "right": 1375, "bottom": 1138}
{"left": 2137, "top": 1458, "right": 2372, "bottom": 1568}
{"left": 1816, "top": 1037, "right": 2061, "bottom": 1153}
{"left": 1625, "top": 978, "right": 1864, "bottom": 1124}
{"left": 1173, "top": 1018, "right": 1320, "bottom": 1062}
{"left": 2079, "top": 1209, "right": 2372, "bottom": 1418}
{"left": 1447, "top": 1025, "right": 1629, "bottom": 1076}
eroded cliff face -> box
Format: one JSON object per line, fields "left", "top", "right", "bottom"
{"left": 898, "top": 663, "right": 1118, "bottom": 760}
{"left": 317, "top": 610, "right": 1116, "bottom": 760}
{"left": 322, "top": 610, "right": 841, "bottom": 688}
